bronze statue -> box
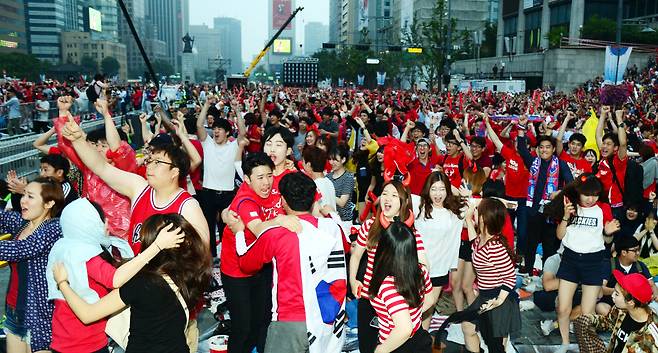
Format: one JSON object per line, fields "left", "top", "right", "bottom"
{"left": 182, "top": 33, "right": 194, "bottom": 53}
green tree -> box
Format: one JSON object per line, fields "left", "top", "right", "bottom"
{"left": 80, "top": 55, "right": 98, "bottom": 75}
{"left": 0, "top": 53, "right": 50, "bottom": 80}
{"left": 481, "top": 22, "right": 497, "bottom": 58}
{"left": 419, "top": 0, "right": 454, "bottom": 90}
{"left": 545, "top": 26, "right": 567, "bottom": 49}
{"left": 101, "top": 56, "right": 120, "bottom": 77}
{"left": 581, "top": 15, "right": 658, "bottom": 44}
{"left": 152, "top": 59, "right": 175, "bottom": 77}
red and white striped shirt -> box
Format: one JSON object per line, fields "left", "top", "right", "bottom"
{"left": 471, "top": 237, "right": 516, "bottom": 291}
{"left": 356, "top": 218, "right": 425, "bottom": 299}
{"left": 370, "top": 267, "right": 432, "bottom": 343}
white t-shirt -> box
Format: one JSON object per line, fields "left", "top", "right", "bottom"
{"left": 201, "top": 138, "right": 238, "bottom": 191}
{"left": 543, "top": 253, "right": 561, "bottom": 275}
{"left": 412, "top": 195, "right": 463, "bottom": 277}
{"left": 315, "top": 177, "right": 337, "bottom": 212}
{"left": 35, "top": 100, "right": 50, "bottom": 122}
{"left": 562, "top": 201, "right": 613, "bottom": 254}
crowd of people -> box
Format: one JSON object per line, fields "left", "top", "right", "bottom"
{"left": 0, "top": 57, "right": 656, "bottom": 353}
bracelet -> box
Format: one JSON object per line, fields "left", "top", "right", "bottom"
{"left": 57, "top": 280, "right": 69, "bottom": 290}
{"left": 155, "top": 242, "right": 162, "bottom": 251}
{"left": 562, "top": 218, "right": 570, "bottom": 222}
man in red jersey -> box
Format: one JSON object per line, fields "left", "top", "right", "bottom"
{"left": 59, "top": 112, "right": 209, "bottom": 252}
{"left": 557, "top": 111, "right": 591, "bottom": 178}
{"left": 442, "top": 129, "right": 472, "bottom": 189}
{"left": 220, "top": 152, "right": 301, "bottom": 353}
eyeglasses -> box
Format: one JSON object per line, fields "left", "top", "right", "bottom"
{"left": 626, "top": 247, "right": 640, "bottom": 253}
{"left": 145, "top": 157, "right": 176, "bottom": 168}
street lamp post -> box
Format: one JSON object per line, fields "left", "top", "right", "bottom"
{"left": 614, "top": 0, "right": 623, "bottom": 84}
{"left": 444, "top": 0, "right": 452, "bottom": 91}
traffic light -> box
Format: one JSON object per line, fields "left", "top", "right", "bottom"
{"left": 322, "top": 43, "right": 336, "bottom": 49}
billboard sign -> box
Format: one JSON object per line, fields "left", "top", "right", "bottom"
{"left": 273, "top": 38, "right": 292, "bottom": 54}
{"left": 88, "top": 7, "right": 102, "bottom": 32}
{"left": 272, "top": 0, "right": 292, "bottom": 30}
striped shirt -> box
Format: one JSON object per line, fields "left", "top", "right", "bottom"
{"left": 471, "top": 236, "right": 516, "bottom": 291}
{"left": 356, "top": 218, "right": 425, "bottom": 299}
{"left": 370, "top": 267, "right": 432, "bottom": 343}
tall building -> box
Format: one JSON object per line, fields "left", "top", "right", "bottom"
{"left": 304, "top": 22, "right": 328, "bottom": 55}
{"left": 366, "top": 0, "right": 395, "bottom": 50}
{"left": 189, "top": 24, "right": 221, "bottom": 72}
{"left": 339, "top": 0, "right": 359, "bottom": 45}
{"left": 24, "top": 0, "right": 82, "bottom": 63}
{"left": 498, "top": 0, "right": 657, "bottom": 56}
{"left": 87, "top": 0, "right": 119, "bottom": 42}
{"left": 328, "top": 0, "right": 341, "bottom": 44}
{"left": 61, "top": 31, "right": 128, "bottom": 79}
{"left": 145, "top": 0, "right": 189, "bottom": 72}
{"left": 0, "top": 0, "right": 28, "bottom": 54}
{"left": 214, "top": 17, "right": 242, "bottom": 75}
{"left": 265, "top": 0, "right": 295, "bottom": 73}
{"left": 118, "top": 0, "right": 146, "bottom": 77}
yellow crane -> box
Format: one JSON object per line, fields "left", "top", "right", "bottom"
{"left": 243, "top": 6, "right": 304, "bottom": 78}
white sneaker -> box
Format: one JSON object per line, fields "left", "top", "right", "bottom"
{"left": 569, "top": 322, "right": 574, "bottom": 334}
{"left": 519, "top": 300, "right": 536, "bottom": 311}
{"left": 540, "top": 319, "right": 555, "bottom": 336}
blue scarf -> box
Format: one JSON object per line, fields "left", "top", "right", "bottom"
{"left": 526, "top": 155, "right": 559, "bottom": 208}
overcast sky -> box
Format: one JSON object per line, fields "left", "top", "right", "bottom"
{"left": 189, "top": 0, "right": 329, "bottom": 64}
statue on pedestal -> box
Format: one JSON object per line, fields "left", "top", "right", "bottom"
{"left": 182, "top": 33, "right": 194, "bottom": 53}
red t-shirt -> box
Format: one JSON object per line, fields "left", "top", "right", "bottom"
{"left": 6, "top": 262, "right": 18, "bottom": 307}
{"left": 500, "top": 146, "right": 529, "bottom": 199}
{"left": 51, "top": 256, "right": 117, "bottom": 353}
{"left": 220, "top": 182, "right": 281, "bottom": 278}
{"left": 246, "top": 125, "right": 262, "bottom": 153}
{"left": 407, "top": 157, "right": 438, "bottom": 195}
{"left": 597, "top": 155, "right": 628, "bottom": 207}
{"left": 189, "top": 139, "right": 204, "bottom": 191}
{"left": 442, "top": 153, "right": 466, "bottom": 189}
{"left": 559, "top": 151, "right": 592, "bottom": 177}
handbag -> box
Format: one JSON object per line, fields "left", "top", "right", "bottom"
{"left": 105, "top": 274, "right": 193, "bottom": 351}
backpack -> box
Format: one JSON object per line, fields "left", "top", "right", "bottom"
{"left": 609, "top": 157, "right": 644, "bottom": 206}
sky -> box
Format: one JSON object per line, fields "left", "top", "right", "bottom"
{"left": 189, "top": 0, "right": 329, "bottom": 65}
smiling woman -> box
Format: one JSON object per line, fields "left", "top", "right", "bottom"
{"left": 0, "top": 177, "right": 64, "bottom": 353}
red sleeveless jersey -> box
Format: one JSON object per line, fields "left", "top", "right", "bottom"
{"left": 128, "top": 186, "right": 193, "bottom": 254}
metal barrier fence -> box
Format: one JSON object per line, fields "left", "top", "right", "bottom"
{"left": 0, "top": 114, "right": 130, "bottom": 179}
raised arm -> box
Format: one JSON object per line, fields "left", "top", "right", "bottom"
{"left": 195, "top": 96, "right": 212, "bottom": 142}
{"left": 614, "top": 109, "right": 628, "bottom": 160}
{"left": 454, "top": 129, "right": 473, "bottom": 160}
{"left": 484, "top": 115, "right": 503, "bottom": 152}
{"left": 33, "top": 127, "right": 56, "bottom": 154}
{"left": 172, "top": 119, "right": 202, "bottom": 173}
{"left": 60, "top": 116, "right": 146, "bottom": 200}
{"left": 556, "top": 111, "right": 574, "bottom": 156}
{"left": 139, "top": 113, "right": 153, "bottom": 144}
{"left": 596, "top": 106, "right": 610, "bottom": 150}
{"left": 95, "top": 100, "right": 122, "bottom": 152}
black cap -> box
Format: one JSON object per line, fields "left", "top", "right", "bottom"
{"left": 616, "top": 236, "right": 640, "bottom": 252}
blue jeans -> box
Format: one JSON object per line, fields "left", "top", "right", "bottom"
{"left": 507, "top": 197, "right": 528, "bottom": 255}
{"left": 4, "top": 304, "right": 28, "bottom": 340}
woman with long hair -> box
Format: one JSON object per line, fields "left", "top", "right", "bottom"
{"left": 413, "top": 172, "right": 464, "bottom": 329}
{"left": 0, "top": 177, "right": 64, "bottom": 353}
{"left": 368, "top": 221, "right": 434, "bottom": 353}
{"left": 544, "top": 173, "right": 620, "bottom": 353}
{"left": 349, "top": 180, "right": 428, "bottom": 353}
{"left": 328, "top": 144, "right": 355, "bottom": 222}
{"left": 46, "top": 198, "right": 184, "bottom": 353}
{"left": 440, "top": 198, "right": 521, "bottom": 353}
{"left": 52, "top": 213, "right": 211, "bottom": 353}
{"left": 451, "top": 165, "right": 487, "bottom": 314}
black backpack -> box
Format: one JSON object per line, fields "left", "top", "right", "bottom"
{"left": 609, "top": 157, "right": 644, "bottom": 206}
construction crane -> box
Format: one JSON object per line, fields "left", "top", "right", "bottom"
{"left": 244, "top": 6, "right": 304, "bottom": 78}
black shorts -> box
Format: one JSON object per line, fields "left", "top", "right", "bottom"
{"left": 431, "top": 274, "right": 449, "bottom": 287}
{"left": 459, "top": 240, "right": 473, "bottom": 262}
{"left": 556, "top": 248, "right": 606, "bottom": 286}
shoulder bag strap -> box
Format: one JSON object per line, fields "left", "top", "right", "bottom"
{"left": 162, "top": 274, "right": 189, "bottom": 329}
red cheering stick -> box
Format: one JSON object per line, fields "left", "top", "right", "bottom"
{"left": 359, "top": 191, "right": 378, "bottom": 222}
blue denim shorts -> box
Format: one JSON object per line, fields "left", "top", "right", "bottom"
{"left": 556, "top": 248, "right": 606, "bottom": 286}
{"left": 4, "top": 304, "right": 28, "bottom": 341}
